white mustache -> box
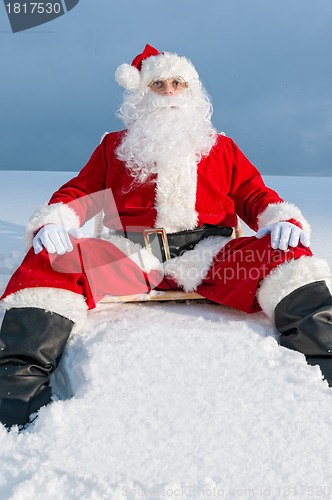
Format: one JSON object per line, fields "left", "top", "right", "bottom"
{"left": 141, "top": 92, "right": 191, "bottom": 113}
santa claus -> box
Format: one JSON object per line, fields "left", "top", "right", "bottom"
{"left": 0, "top": 44, "right": 331, "bottom": 428}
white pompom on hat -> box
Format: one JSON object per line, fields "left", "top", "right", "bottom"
{"left": 115, "top": 43, "right": 199, "bottom": 92}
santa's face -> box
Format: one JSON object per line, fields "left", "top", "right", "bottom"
{"left": 116, "top": 75, "right": 217, "bottom": 186}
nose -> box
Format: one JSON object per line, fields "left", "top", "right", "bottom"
{"left": 162, "top": 81, "right": 174, "bottom": 95}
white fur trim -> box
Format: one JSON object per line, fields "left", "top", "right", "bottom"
{"left": 25, "top": 202, "right": 81, "bottom": 250}
{"left": 140, "top": 52, "right": 199, "bottom": 88}
{"left": 155, "top": 207, "right": 198, "bottom": 232}
{"left": 163, "top": 236, "right": 232, "bottom": 292}
{"left": 115, "top": 63, "right": 141, "bottom": 91}
{"left": 154, "top": 157, "right": 198, "bottom": 232}
{"left": 257, "top": 202, "right": 311, "bottom": 237}
{"left": 257, "top": 256, "right": 332, "bottom": 320}
{"left": 1, "top": 287, "right": 88, "bottom": 325}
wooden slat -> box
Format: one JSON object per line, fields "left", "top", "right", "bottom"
{"left": 98, "top": 290, "right": 205, "bottom": 304}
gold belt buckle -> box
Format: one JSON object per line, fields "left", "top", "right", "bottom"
{"left": 143, "top": 228, "right": 171, "bottom": 261}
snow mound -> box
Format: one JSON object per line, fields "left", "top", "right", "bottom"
{"left": 1, "top": 172, "right": 332, "bottom": 497}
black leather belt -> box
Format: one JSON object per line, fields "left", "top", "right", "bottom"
{"left": 115, "top": 225, "right": 233, "bottom": 262}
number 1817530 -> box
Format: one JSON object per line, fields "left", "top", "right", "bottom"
{"left": 6, "top": 3, "right": 62, "bottom": 14}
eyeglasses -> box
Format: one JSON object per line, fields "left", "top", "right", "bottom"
{"left": 148, "top": 77, "right": 189, "bottom": 92}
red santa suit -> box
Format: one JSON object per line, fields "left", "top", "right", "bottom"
{"left": 2, "top": 42, "right": 332, "bottom": 431}
{"left": 1, "top": 131, "right": 324, "bottom": 323}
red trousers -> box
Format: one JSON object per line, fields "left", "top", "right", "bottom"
{"left": 1, "top": 236, "right": 312, "bottom": 314}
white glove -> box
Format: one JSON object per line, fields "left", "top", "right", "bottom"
{"left": 255, "top": 221, "right": 310, "bottom": 251}
{"left": 33, "top": 224, "right": 83, "bottom": 255}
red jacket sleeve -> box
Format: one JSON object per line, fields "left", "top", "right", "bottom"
{"left": 228, "top": 139, "right": 284, "bottom": 231}
{"left": 49, "top": 133, "right": 119, "bottom": 226}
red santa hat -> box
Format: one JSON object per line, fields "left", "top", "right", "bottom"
{"left": 115, "top": 43, "right": 199, "bottom": 92}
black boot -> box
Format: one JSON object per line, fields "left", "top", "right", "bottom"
{"left": 0, "top": 307, "right": 73, "bottom": 428}
{"left": 274, "top": 280, "right": 332, "bottom": 386}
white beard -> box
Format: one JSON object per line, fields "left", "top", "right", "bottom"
{"left": 116, "top": 86, "right": 217, "bottom": 232}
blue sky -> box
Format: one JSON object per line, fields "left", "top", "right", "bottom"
{"left": 1, "top": 0, "right": 332, "bottom": 176}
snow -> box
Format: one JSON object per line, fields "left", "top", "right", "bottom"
{"left": 1, "top": 171, "right": 332, "bottom": 499}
